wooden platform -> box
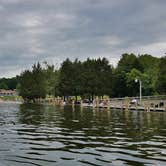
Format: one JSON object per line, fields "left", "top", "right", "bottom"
{"left": 97, "top": 105, "right": 165, "bottom": 112}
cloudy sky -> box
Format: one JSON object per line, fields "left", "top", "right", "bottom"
{"left": 0, "top": 0, "right": 166, "bottom": 77}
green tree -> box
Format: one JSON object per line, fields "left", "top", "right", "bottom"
{"left": 81, "top": 58, "right": 113, "bottom": 100}
{"left": 138, "top": 54, "right": 159, "bottom": 72}
{"left": 58, "top": 59, "right": 83, "bottom": 100}
{"left": 113, "top": 53, "right": 161, "bottom": 97}
{"left": 32, "top": 63, "right": 47, "bottom": 99}
{"left": 0, "top": 76, "right": 19, "bottom": 90}
{"left": 19, "top": 63, "right": 47, "bottom": 102}
{"left": 113, "top": 53, "right": 143, "bottom": 97}
{"left": 118, "top": 53, "right": 143, "bottom": 72}
{"left": 138, "top": 54, "right": 160, "bottom": 95}
{"left": 58, "top": 58, "right": 113, "bottom": 101}
{"left": 112, "top": 69, "right": 128, "bottom": 97}
{"left": 156, "top": 56, "right": 166, "bottom": 94}
{"left": 19, "top": 70, "right": 35, "bottom": 101}
{"left": 81, "top": 58, "right": 100, "bottom": 100}
{"left": 72, "top": 59, "right": 83, "bottom": 100}
{"left": 126, "top": 68, "right": 143, "bottom": 96}
{"left": 43, "top": 62, "right": 59, "bottom": 96}
{"left": 58, "top": 59, "right": 75, "bottom": 99}
{"left": 95, "top": 58, "right": 113, "bottom": 96}
{"left": 0, "top": 82, "right": 8, "bottom": 90}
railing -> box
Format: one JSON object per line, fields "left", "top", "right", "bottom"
{"left": 35, "top": 95, "right": 166, "bottom": 111}
{"left": 93, "top": 95, "right": 166, "bottom": 111}
{"left": 109, "top": 95, "right": 166, "bottom": 101}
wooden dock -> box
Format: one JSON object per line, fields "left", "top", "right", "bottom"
{"left": 82, "top": 95, "right": 166, "bottom": 112}
{"left": 82, "top": 103, "right": 166, "bottom": 112}
{"left": 98, "top": 105, "right": 165, "bottom": 112}
{"left": 45, "top": 95, "right": 166, "bottom": 112}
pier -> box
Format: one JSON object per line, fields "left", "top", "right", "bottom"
{"left": 26, "top": 95, "right": 166, "bottom": 112}
{"left": 82, "top": 95, "right": 166, "bottom": 112}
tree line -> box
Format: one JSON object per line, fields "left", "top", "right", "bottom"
{"left": 0, "top": 76, "right": 19, "bottom": 90}
{"left": 0, "top": 54, "right": 165, "bottom": 101}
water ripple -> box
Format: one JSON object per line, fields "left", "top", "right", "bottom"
{"left": 0, "top": 103, "right": 166, "bottom": 165}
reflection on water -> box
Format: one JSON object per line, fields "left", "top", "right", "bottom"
{"left": 0, "top": 103, "right": 166, "bottom": 166}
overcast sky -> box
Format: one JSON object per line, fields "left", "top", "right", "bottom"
{"left": 0, "top": 0, "right": 166, "bottom": 77}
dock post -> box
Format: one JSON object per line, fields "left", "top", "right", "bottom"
{"left": 124, "top": 97, "right": 129, "bottom": 111}
{"left": 147, "top": 101, "right": 150, "bottom": 112}
{"left": 107, "top": 99, "right": 111, "bottom": 109}
{"left": 95, "top": 97, "right": 99, "bottom": 108}
{"left": 72, "top": 99, "right": 75, "bottom": 107}
{"left": 93, "top": 98, "right": 96, "bottom": 108}
{"left": 144, "top": 102, "right": 150, "bottom": 112}
{"left": 144, "top": 103, "right": 147, "bottom": 111}
{"left": 80, "top": 100, "right": 83, "bottom": 107}
{"left": 153, "top": 103, "right": 155, "bottom": 112}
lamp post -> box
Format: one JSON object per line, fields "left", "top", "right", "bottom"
{"left": 135, "top": 78, "right": 142, "bottom": 104}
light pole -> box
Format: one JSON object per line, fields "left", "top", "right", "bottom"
{"left": 135, "top": 79, "right": 142, "bottom": 104}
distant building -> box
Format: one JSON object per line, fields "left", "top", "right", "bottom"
{"left": 0, "top": 89, "right": 17, "bottom": 97}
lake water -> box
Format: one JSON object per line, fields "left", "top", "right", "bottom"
{"left": 0, "top": 103, "right": 166, "bottom": 166}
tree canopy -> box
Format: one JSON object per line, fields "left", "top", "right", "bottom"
{"left": 2, "top": 53, "right": 165, "bottom": 102}
{"left": 156, "top": 56, "right": 166, "bottom": 94}
{"left": 19, "top": 63, "right": 49, "bottom": 102}
{"left": 0, "top": 77, "right": 19, "bottom": 90}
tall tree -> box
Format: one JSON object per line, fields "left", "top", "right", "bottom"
{"left": 138, "top": 54, "right": 160, "bottom": 95}
{"left": 0, "top": 82, "right": 8, "bottom": 90}
{"left": 19, "top": 70, "right": 35, "bottom": 101}
{"left": 58, "top": 59, "right": 75, "bottom": 98}
{"left": 118, "top": 53, "right": 143, "bottom": 72}
{"left": 19, "top": 63, "right": 47, "bottom": 102}
{"left": 43, "top": 62, "right": 59, "bottom": 96}
{"left": 32, "top": 63, "right": 47, "bottom": 99}
{"left": 81, "top": 58, "right": 99, "bottom": 100}
{"left": 72, "top": 59, "right": 83, "bottom": 100}
{"left": 0, "top": 76, "right": 19, "bottom": 90}
{"left": 156, "top": 56, "right": 166, "bottom": 94}
{"left": 81, "top": 58, "right": 113, "bottom": 99}
{"left": 112, "top": 69, "right": 128, "bottom": 97}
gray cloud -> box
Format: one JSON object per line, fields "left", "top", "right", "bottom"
{"left": 0, "top": 0, "right": 166, "bottom": 77}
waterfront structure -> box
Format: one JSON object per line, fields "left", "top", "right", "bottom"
{"left": 0, "top": 89, "right": 17, "bottom": 97}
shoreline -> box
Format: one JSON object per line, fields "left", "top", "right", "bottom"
{"left": 0, "top": 100, "right": 23, "bottom": 104}
{"left": 0, "top": 96, "right": 165, "bottom": 112}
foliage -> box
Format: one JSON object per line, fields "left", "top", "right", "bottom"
{"left": 0, "top": 76, "right": 19, "bottom": 90}
{"left": 58, "top": 58, "right": 76, "bottom": 97}
{"left": 58, "top": 58, "right": 113, "bottom": 100}
{"left": 138, "top": 54, "right": 160, "bottom": 95}
{"left": 138, "top": 54, "right": 160, "bottom": 72}
{"left": 0, "top": 82, "right": 8, "bottom": 90}
{"left": 19, "top": 63, "right": 47, "bottom": 102}
{"left": 156, "top": 56, "right": 166, "bottom": 94}
{"left": 126, "top": 69, "right": 142, "bottom": 96}
{"left": 43, "top": 62, "right": 59, "bottom": 96}
{"left": 1, "top": 54, "right": 165, "bottom": 101}
{"left": 118, "top": 53, "right": 143, "bottom": 72}
{"left": 113, "top": 54, "right": 163, "bottom": 97}
{"left": 81, "top": 58, "right": 113, "bottom": 98}
{"left": 112, "top": 70, "right": 128, "bottom": 97}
